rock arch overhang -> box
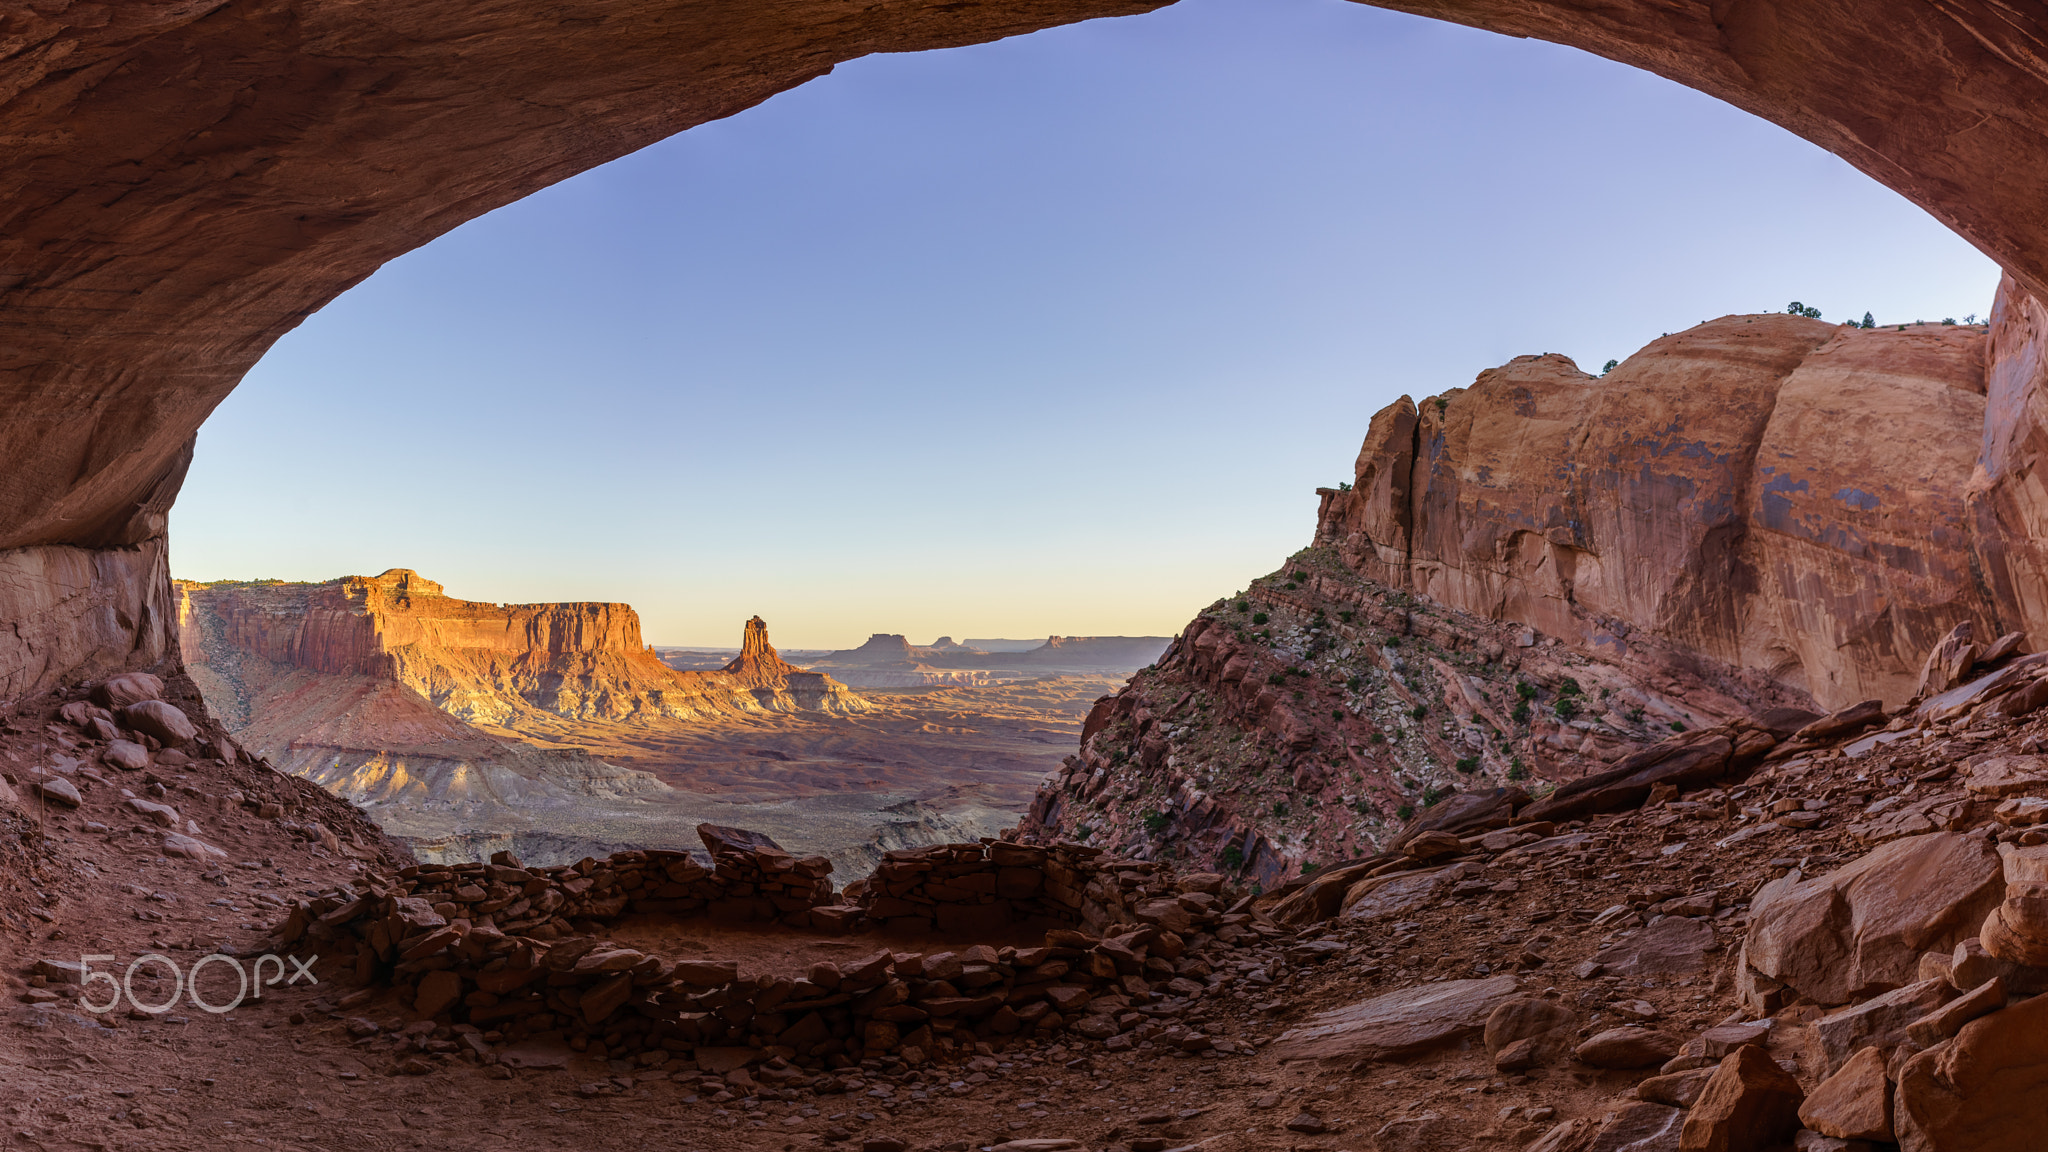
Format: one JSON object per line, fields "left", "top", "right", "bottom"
{"left": 10, "top": 0, "right": 2048, "bottom": 694}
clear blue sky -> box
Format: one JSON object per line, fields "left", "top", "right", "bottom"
{"left": 171, "top": 0, "right": 2000, "bottom": 649}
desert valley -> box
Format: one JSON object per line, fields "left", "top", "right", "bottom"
{"left": 15, "top": 4, "right": 2048, "bottom": 1152}
{"left": 173, "top": 569, "right": 1159, "bottom": 875}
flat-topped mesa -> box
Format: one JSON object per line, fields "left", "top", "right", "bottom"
{"left": 346, "top": 569, "right": 647, "bottom": 657}
{"left": 831, "top": 634, "right": 922, "bottom": 665}
{"left": 177, "top": 572, "right": 761, "bottom": 727}
{"left": 1317, "top": 315, "right": 2008, "bottom": 712}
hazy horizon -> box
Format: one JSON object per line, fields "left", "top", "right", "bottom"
{"left": 171, "top": 0, "right": 1999, "bottom": 650}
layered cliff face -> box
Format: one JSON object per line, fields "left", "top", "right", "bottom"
{"left": 1320, "top": 313, "right": 1998, "bottom": 711}
{"left": 1021, "top": 312, "right": 2030, "bottom": 882}
{"left": 179, "top": 569, "right": 768, "bottom": 727}
{"left": 175, "top": 573, "right": 875, "bottom": 862}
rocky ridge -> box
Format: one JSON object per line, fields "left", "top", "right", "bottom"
{"left": 1022, "top": 543, "right": 1813, "bottom": 888}
{"left": 1020, "top": 312, "right": 2035, "bottom": 887}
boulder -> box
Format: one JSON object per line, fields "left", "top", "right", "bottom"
{"left": 696, "top": 823, "right": 786, "bottom": 855}
{"left": 1742, "top": 833, "right": 2004, "bottom": 1005}
{"left": 1799, "top": 1046, "right": 1893, "bottom": 1142}
{"left": 163, "top": 832, "right": 228, "bottom": 861}
{"left": 1918, "top": 658, "right": 2047, "bottom": 722}
{"left": 32, "top": 776, "right": 81, "bottom": 807}
{"left": 1484, "top": 997, "right": 1573, "bottom": 1070}
{"left": 1590, "top": 916, "right": 1718, "bottom": 978}
{"left": 1916, "top": 622, "right": 1976, "bottom": 698}
{"left": 1962, "top": 756, "right": 2048, "bottom": 798}
{"left": 1387, "top": 787, "right": 1527, "bottom": 851}
{"left": 1679, "top": 1046, "right": 1805, "bottom": 1152}
{"left": 103, "top": 740, "right": 148, "bottom": 771}
{"left": 1265, "top": 975, "right": 1517, "bottom": 1063}
{"left": 1339, "top": 868, "right": 1449, "bottom": 923}
{"left": 1575, "top": 1027, "right": 1680, "bottom": 1069}
{"left": 1402, "top": 830, "right": 1465, "bottom": 860}
{"left": 1639, "top": 1067, "right": 1719, "bottom": 1109}
{"left": 1943, "top": 935, "right": 2048, "bottom": 996}
{"left": 1906, "top": 977, "right": 2005, "bottom": 1048}
{"left": 1813, "top": 979, "right": 1955, "bottom": 1076}
{"left": 1794, "top": 700, "right": 1885, "bottom": 742}
{"left": 119, "top": 699, "right": 196, "bottom": 744}
{"left": 1894, "top": 992, "right": 2048, "bottom": 1151}
{"left": 91, "top": 672, "right": 164, "bottom": 708}
{"left": 1483, "top": 997, "right": 1574, "bottom": 1058}
{"left": 1589, "top": 1103, "right": 1686, "bottom": 1152}
{"left": 1521, "top": 733, "right": 1736, "bottom": 824}
{"left": 1265, "top": 858, "right": 1385, "bottom": 926}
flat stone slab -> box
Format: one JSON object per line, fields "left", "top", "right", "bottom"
{"left": 1590, "top": 915, "right": 1718, "bottom": 977}
{"left": 1267, "top": 975, "right": 1519, "bottom": 1063}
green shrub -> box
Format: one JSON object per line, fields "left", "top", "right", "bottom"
{"left": 1234, "top": 600, "right": 1249, "bottom": 612}
{"left": 1369, "top": 732, "right": 1386, "bottom": 745}
{"left": 1422, "top": 785, "right": 1451, "bottom": 807}
{"left": 1515, "top": 681, "right": 1538, "bottom": 701}
{"left": 1942, "top": 317, "right": 1956, "bottom": 325}
{"left": 1557, "top": 677, "right": 1582, "bottom": 697}
{"left": 1670, "top": 721, "right": 1686, "bottom": 732}
{"left": 1786, "top": 301, "right": 1822, "bottom": 319}
{"left": 1511, "top": 701, "right": 1531, "bottom": 724}
{"left": 1554, "top": 697, "right": 1580, "bottom": 720}
{"left": 1455, "top": 756, "right": 1479, "bottom": 773}
{"left": 1336, "top": 481, "right": 1352, "bottom": 491}
{"left": 1506, "top": 758, "right": 1526, "bottom": 781}
{"left": 1142, "top": 811, "right": 1170, "bottom": 834}
{"left": 1252, "top": 612, "right": 1269, "bottom": 625}
{"left": 1602, "top": 359, "right": 1618, "bottom": 374}
{"left": 1299, "top": 861, "right": 1318, "bottom": 875}
{"left": 1346, "top": 675, "right": 1362, "bottom": 690}
{"left": 1410, "top": 704, "right": 1428, "bottom": 720}
{"left": 1332, "top": 710, "right": 1345, "bottom": 722}
{"left": 1628, "top": 708, "right": 1644, "bottom": 723}
{"left": 1284, "top": 582, "right": 1299, "bottom": 590}
{"left": 1338, "top": 611, "right": 1355, "bottom": 623}
{"left": 1386, "top": 636, "right": 1401, "bottom": 648}
{"left": 1396, "top": 804, "right": 1415, "bottom": 820}
{"left": 1434, "top": 396, "right": 1448, "bottom": 412}
{"left": 1271, "top": 801, "right": 1289, "bottom": 818}
{"left": 1861, "top": 312, "right": 1876, "bottom": 329}
{"left": 1267, "top": 671, "right": 1289, "bottom": 686}
{"left": 1221, "top": 845, "right": 1244, "bottom": 871}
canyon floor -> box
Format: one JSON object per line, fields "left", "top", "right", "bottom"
{"left": 6, "top": 653, "right": 2044, "bottom": 1152}
{"left": 376, "top": 676, "right": 1125, "bottom": 876}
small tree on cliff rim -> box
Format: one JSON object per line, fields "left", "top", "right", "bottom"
{"left": 1786, "top": 301, "right": 1822, "bottom": 319}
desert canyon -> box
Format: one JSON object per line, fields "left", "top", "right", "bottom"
{"left": 174, "top": 569, "right": 1148, "bottom": 875}
{"left": 18, "top": 2, "right": 2048, "bottom": 1152}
